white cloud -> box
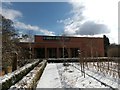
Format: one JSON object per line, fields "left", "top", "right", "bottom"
{"left": 1, "top": 8, "right": 22, "bottom": 21}
{"left": 61, "top": 0, "right": 119, "bottom": 44}
{"left": 40, "top": 29, "right": 55, "bottom": 36}
{"left": 14, "top": 21, "right": 55, "bottom": 36}
{"left": 65, "top": 1, "right": 84, "bottom": 35}
{"left": 82, "top": 0, "right": 118, "bottom": 44}
{"left": 76, "top": 21, "right": 110, "bottom": 35}
{"left": 14, "top": 22, "right": 39, "bottom": 31}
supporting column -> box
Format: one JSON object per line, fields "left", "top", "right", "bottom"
{"left": 45, "top": 47, "right": 47, "bottom": 58}
{"left": 68, "top": 48, "right": 71, "bottom": 58}
{"left": 57, "top": 48, "right": 59, "bottom": 58}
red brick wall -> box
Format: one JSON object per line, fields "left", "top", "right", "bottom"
{"left": 34, "top": 35, "right": 104, "bottom": 57}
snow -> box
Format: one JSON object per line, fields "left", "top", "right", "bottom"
{"left": 10, "top": 60, "right": 47, "bottom": 89}
{"left": 36, "top": 63, "right": 62, "bottom": 88}
{"left": 83, "top": 66, "right": 119, "bottom": 88}
{"left": 71, "top": 63, "right": 119, "bottom": 88}
{"left": 0, "top": 60, "right": 39, "bottom": 84}
{"left": 36, "top": 63, "right": 118, "bottom": 88}
{"left": 56, "top": 63, "right": 109, "bottom": 88}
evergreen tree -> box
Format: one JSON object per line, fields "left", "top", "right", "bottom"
{"left": 103, "top": 35, "right": 110, "bottom": 57}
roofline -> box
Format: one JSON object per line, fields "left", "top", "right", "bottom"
{"left": 34, "top": 35, "right": 104, "bottom": 39}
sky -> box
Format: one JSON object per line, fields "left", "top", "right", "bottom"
{"left": 1, "top": 0, "right": 119, "bottom": 44}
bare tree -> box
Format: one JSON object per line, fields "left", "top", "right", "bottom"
{"left": 22, "top": 30, "right": 34, "bottom": 59}
{"left": 1, "top": 15, "right": 20, "bottom": 73}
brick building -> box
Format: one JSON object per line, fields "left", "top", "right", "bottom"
{"left": 20, "top": 35, "right": 105, "bottom": 58}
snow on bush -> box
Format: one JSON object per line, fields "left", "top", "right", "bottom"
{"left": 0, "top": 59, "right": 40, "bottom": 90}
{"left": 9, "top": 60, "right": 47, "bottom": 89}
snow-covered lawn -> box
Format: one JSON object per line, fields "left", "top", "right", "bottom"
{"left": 56, "top": 63, "right": 109, "bottom": 88}
{"left": 71, "top": 63, "right": 119, "bottom": 88}
{"left": 36, "top": 63, "right": 119, "bottom": 89}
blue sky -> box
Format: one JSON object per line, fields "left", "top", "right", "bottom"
{"left": 2, "top": 2, "right": 73, "bottom": 35}
{"left": 1, "top": 0, "right": 119, "bottom": 44}
{"left": 12, "top": 2, "right": 72, "bottom": 35}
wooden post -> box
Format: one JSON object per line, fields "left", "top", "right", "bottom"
{"left": 83, "top": 57, "right": 85, "bottom": 78}
{"left": 80, "top": 57, "right": 83, "bottom": 76}
{"left": 108, "top": 58, "right": 109, "bottom": 70}
{"left": 118, "top": 58, "right": 120, "bottom": 78}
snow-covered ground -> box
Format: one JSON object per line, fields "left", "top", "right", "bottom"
{"left": 56, "top": 63, "right": 108, "bottom": 88}
{"left": 71, "top": 63, "right": 119, "bottom": 88}
{"left": 36, "top": 63, "right": 119, "bottom": 89}
{"left": 36, "top": 63, "right": 62, "bottom": 88}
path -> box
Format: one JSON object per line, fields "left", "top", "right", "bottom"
{"left": 36, "top": 63, "right": 62, "bottom": 88}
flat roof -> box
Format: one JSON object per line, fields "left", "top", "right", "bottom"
{"left": 34, "top": 35, "right": 103, "bottom": 39}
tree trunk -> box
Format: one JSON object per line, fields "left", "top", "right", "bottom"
{"left": 12, "top": 53, "right": 17, "bottom": 72}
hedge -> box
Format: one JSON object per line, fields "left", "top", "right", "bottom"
{"left": 9, "top": 60, "right": 47, "bottom": 89}
{"left": 1, "top": 59, "right": 40, "bottom": 90}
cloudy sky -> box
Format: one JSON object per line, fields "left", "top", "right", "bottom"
{"left": 1, "top": 0, "right": 119, "bottom": 44}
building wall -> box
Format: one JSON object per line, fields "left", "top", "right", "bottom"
{"left": 19, "top": 35, "right": 105, "bottom": 58}
{"left": 34, "top": 35, "right": 104, "bottom": 58}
